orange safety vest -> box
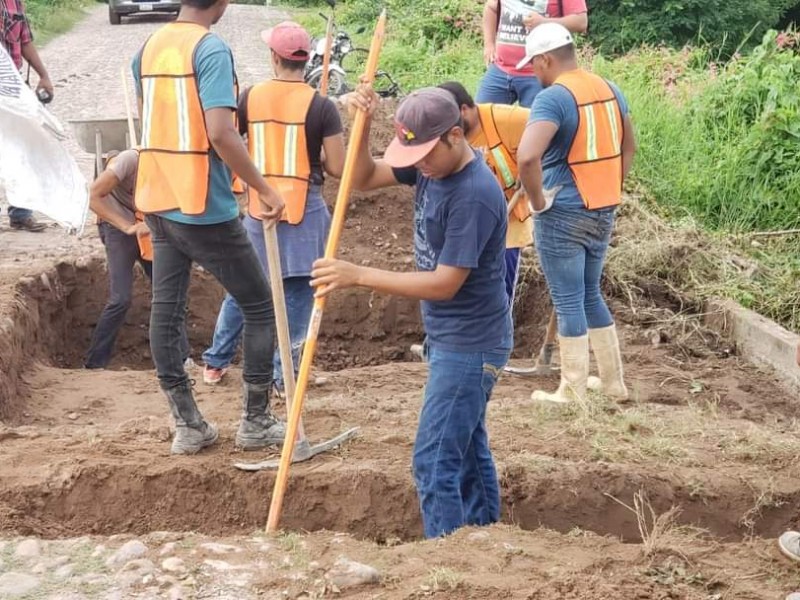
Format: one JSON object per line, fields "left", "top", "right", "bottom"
{"left": 135, "top": 23, "right": 235, "bottom": 215}
{"left": 102, "top": 152, "right": 153, "bottom": 261}
{"left": 555, "top": 70, "right": 624, "bottom": 210}
{"left": 246, "top": 80, "right": 316, "bottom": 224}
{"left": 477, "top": 104, "right": 532, "bottom": 224}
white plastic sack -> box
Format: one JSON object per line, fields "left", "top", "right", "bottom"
{"left": 0, "top": 46, "right": 88, "bottom": 232}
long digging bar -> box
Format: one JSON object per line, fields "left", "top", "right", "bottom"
{"left": 319, "top": 14, "right": 335, "bottom": 96}
{"left": 264, "top": 10, "right": 387, "bottom": 534}
{"left": 232, "top": 227, "right": 360, "bottom": 471}
{"left": 505, "top": 308, "right": 559, "bottom": 376}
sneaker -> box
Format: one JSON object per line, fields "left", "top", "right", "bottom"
{"left": 779, "top": 531, "right": 800, "bottom": 562}
{"left": 203, "top": 365, "right": 228, "bottom": 385}
{"left": 10, "top": 217, "right": 47, "bottom": 232}
{"left": 171, "top": 421, "right": 219, "bottom": 455}
{"left": 236, "top": 413, "right": 287, "bottom": 450}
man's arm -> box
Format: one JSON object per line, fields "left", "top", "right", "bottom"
{"left": 311, "top": 259, "right": 469, "bottom": 302}
{"left": 89, "top": 171, "right": 141, "bottom": 235}
{"left": 322, "top": 133, "right": 346, "bottom": 179}
{"left": 517, "top": 120, "right": 558, "bottom": 211}
{"left": 21, "top": 42, "right": 53, "bottom": 95}
{"left": 340, "top": 86, "right": 402, "bottom": 191}
{"left": 621, "top": 114, "right": 636, "bottom": 181}
{"left": 482, "top": 0, "right": 499, "bottom": 66}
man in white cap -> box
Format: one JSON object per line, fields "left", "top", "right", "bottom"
{"left": 516, "top": 23, "right": 637, "bottom": 404}
{"left": 202, "top": 21, "right": 345, "bottom": 393}
{"left": 317, "top": 86, "right": 512, "bottom": 538}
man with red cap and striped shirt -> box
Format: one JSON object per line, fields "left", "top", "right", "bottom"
{"left": 313, "top": 86, "right": 512, "bottom": 538}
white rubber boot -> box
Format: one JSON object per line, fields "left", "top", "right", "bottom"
{"left": 531, "top": 335, "right": 589, "bottom": 404}
{"left": 586, "top": 324, "right": 629, "bottom": 400}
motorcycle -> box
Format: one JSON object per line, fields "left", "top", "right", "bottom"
{"left": 304, "top": 5, "right": 365, "bottom": 96}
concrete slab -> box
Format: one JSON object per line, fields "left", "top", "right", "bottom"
{"left": 705, "top": 298, "right": 800, "bottom": 393}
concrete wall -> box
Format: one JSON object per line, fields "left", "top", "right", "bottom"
{"left": 705, "top": 299, "right": 800, "bottom": 394}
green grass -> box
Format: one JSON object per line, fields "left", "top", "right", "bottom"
{"left": 25, "top": 0, "right": 94, "bottom": 44}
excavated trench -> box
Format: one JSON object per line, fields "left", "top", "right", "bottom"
{"left": 1, "top": 256, "right": 797, "bottom": 547}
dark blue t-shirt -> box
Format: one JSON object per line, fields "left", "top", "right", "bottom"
{"left": 394, "top": 155, "right": 512, "bottom": 352}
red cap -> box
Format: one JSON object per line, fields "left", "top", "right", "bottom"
{"left": 260, "top": 21, "right": 311, "bottom": 61}
{"left": 384, "top": 87, "right": 462, "bottom": 168}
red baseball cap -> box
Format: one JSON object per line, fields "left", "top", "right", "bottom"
{"left": 384, "top": 87, "right": 462, "bottom": 168}
{"left": 260, "top": 21, "right": 311, "bottom": 61}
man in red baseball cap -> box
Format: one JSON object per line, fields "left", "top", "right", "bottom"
{"left": 202, "top": 20, "right": 345, "bottom": 408}
{"left": 312, "top": 86, "right": 512, "bottom": 539}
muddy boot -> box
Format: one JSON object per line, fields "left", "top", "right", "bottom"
{"left": 586, "top": 324, "right": 629, "bottom": 400}
{"left": 236, "top": 381, "right": 287, "bottom": 450}
{"left": 164, "top": 382, "right": 218, "bottom": 455}
{"left": 531, "top": 335, "right": 589, "bottom": 404}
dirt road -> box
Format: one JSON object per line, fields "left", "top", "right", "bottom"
{"left": 0, "top": 4, "right": 287, "bottom": 272}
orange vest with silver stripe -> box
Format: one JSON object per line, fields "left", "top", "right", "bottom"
{"left": 477, "top": 103, "right": 532, "bottom": 224}
{"left": 136, "top": 23, "right": 222, "bottom": 215}
{"left": 555, "top": 70, "right": 624, "bottom": 210}
{"left": 246, "top": 80, "right": 316, "bottom": 225}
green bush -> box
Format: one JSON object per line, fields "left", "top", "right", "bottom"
{"left": 587, "top": 0, "right": 798, "bottom": 55}
{"left": 25, "top": 0, "right": 91, "bottom": 42}
{"left": 596, "top": 29, "right": 800, "bottom": 232}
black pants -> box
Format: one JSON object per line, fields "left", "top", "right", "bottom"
{"left": 86, "top": 223, "right": 191, "bottom": 369}
{"left": 146, "top": 215, "right": 275, "bottom": 390}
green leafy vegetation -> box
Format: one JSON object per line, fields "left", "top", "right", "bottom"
{"left": 24, "top": 0, "right": 92, "bottom": 43}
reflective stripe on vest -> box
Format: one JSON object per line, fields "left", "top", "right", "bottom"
{"left": 477, "top": 103, "right": 532, "bottom": 224}
{"left": 555, "top": 70, "right": 624, "bottom": 211}
{"left": 135, "top": 23, "right": 218, "bottom": 215}
{"left": 246, "top": 80, "right": 315, "bottom": 225}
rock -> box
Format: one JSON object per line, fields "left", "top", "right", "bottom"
{"left": 47, "top": 593, "right": 88, "bottom": 600}
{"left": 0, "top": 572, "right": 40, "bottom": 597}
{"left": 54, "top": 564, "right": 75, "bottom": 580}
{"left": 31, "top": 562, "right": 47, "bottom": 574}
{"left": 313, "top": 376, "right": 329, "bottom": 387}
{"left": 203, "top": 559, "right": 245, "bottom": 572}
{"left": 115, "top": 558, "right": 155, "bottom": 587}
{"left": 161, "top": 557, "right": 186, "bottom": 574}
{"left": 14, "top": 538, "right": 41, "bottom": 558}
{"left": 199, "top": 542, "right": 242, "bottom": 554}
{"left": 467, "top": 531, "right": 491, "bottom": 541}
{"left": 168, "top": 585, "right": 186, "bottom": 600}
{"left": 67, "top": 412, "right": 79, "bottom": 420}
{"left": 106, "top": 540, "right": 148, "bottom": 568}
{"left": 51, "top": 556, "right": 70, "bottom": 568}
{"left": 325, "top": 557, "right": 381, "bottom": 589}
{"left": 91, "top": 544, "right": 106, "bottom": 558}
{"left": 159, "top": 542, "right": 178, "bottom": 556}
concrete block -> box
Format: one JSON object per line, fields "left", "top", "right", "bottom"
{"left": 705, "top": 298, "right": 800, "bottom": 393}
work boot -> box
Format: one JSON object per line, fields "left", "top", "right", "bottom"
{"left": 10, "top": 216, "right": 47, "bottom": 232}
{"left": 164, "top": 381, "right": 218, "bottom": 455}
{"left": 779, "top": 531, "right": 800, "bottom": 563}
{"left": 236, "top": 381, "right": 287, "bottom": 450}
{"left": 586, "top": 324, "right": 629, "bottom": 400}
{"left": 531, "top": 335, "right": 589, "bottom": 404}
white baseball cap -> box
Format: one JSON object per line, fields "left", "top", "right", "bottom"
{"left": 515, "top": 23, "right": 574, "bottom": 70}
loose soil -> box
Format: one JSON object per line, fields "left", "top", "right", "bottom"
{"left": 1, "top": 8, "right": 800, "bottom": 597}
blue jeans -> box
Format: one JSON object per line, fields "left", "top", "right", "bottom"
{"left": 476, "top": 63, "right": 543, "bottom": 107}
{"left": 413, "top": 345, "right": 510, "bottom": 539}
{"left": 8, "top": 206, "right": 32, "bottom": 223}
{"left": 203, "top": 277, "right": 313, "bottom": 387}
{"left": 534, "top": 207, "right": 616, "bottom": 337}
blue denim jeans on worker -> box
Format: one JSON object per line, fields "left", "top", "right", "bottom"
{"left": 476, "top": 63, "right": 543, "bottom": 107}
{"left": 203, "top": 277, "right": 313, "bottom": 387}
{"left": 534, "top": 207, "right": 616, "bottom": 337}
{"left": 413, "top": 345, "right": 510, "bottom": 539}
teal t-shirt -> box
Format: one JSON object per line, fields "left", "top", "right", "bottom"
{"left": 132, "top": 31, "right": 239, "bottom": 225}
